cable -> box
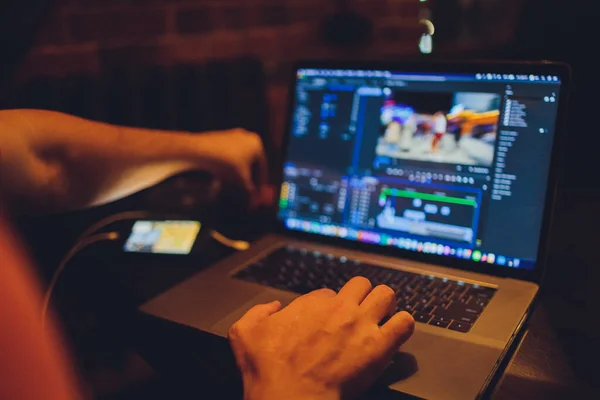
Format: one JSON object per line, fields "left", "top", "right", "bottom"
{"left": 41, "top": 211, "right": 148, "bottom": 328}
{"left": 210, "top": 230, "right": 251, "bottom": 251}
{"left": 41, "top": 232, "right": 120, "bottom": 330}
{"left": 75, "top": 210, "right": 151, "bottom": 244}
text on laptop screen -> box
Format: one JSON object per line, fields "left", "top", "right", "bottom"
{"left": 278, "top": 68, "right": 562, "bottom": 271}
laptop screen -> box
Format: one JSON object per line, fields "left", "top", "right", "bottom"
{"left": 278, "top": 67, "right": 563, "bottom": 271}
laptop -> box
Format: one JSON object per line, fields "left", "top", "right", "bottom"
{"left": 140, "top": 60, "right": 570, "bottom": 399}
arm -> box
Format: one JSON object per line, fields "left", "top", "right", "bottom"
{"left": 0, "top": 109, "right": 266, "bottom": 214}
{"left": 0, "top": 207, "right": 82, "bottom": 399}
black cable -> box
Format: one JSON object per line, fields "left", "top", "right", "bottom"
{"left": 41, "top": 232, "right": 120, "bottom": 330}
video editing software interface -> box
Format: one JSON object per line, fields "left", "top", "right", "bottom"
{"left": 278, "top": 68, "right": 562, "bottom": 271}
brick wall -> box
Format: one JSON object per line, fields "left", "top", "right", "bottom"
{"left": 12, "top": 0, "right": 423, "bottom": 142}
{"left": 21, "top": 0, "right": 423, "bottom": 80}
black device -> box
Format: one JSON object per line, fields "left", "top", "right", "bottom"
{"left": 123, "top": 220, "right": 203, "bottom": 255}
{"left": 117, "top": 218, "right": 213, "bottom": 264}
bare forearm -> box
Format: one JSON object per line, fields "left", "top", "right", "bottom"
{"left": 0, "top": 109, "right": 226, "bottom": 213}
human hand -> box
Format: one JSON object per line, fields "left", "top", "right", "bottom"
{"left": 228, "top": 277, "right": 415, "bottom": 400}
{"left": 194, "top": 128, "right": 270, "bottom": 206}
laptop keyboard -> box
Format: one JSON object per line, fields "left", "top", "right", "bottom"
{"left": 234, "top": 246, "right": 497, "bottom": 333}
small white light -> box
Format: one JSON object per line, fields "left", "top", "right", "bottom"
{"left": 419, "top": 33, "right": 433, "bottom": 54}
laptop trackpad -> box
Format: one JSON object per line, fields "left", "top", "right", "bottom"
{"left": 210, "top": 289, "right": 299, "bottom": 336}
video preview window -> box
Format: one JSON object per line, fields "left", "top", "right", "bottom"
{"left": 377, "top": 91, "right": 501, "bottom": 167}
{"left": 376, "top": 185, "right": 479, "bottom": 244}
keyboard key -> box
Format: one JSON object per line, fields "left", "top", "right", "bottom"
{"left": 454, "top": 302, "right": 482, "bottom": 314}
{"left": 448, "top": 321, "right": 472, "bottom": 333}
{"left": 438, "top": 282, "right": 452, "bottom": 292}
{"left": 456, "top": 314, "right": 476, "bottom": 323}
{"left": 441, "top": 292, "right": 455, "bottom": 301}
{"left": 421, "top": 305, "right": 435, "bottom": 314}
{"left": 428, "top": 297, "right": 443, "bottom": 306}
{"left": 468, "top": 287, "right": 496, "bottom": 299}
{"left": 474, "top": 298, "right": 489, "bottom": 308}
{"left": 457, "top": 286, "right": 471, "bottom": 297}
{"left": 438, "top": 301, "right": 451, "bottom": 309}
{"left": 435, "top": 315, "right": 453, "bottom": 323}
{"left": 413, "top": 311, "right": 433, "bottom": 324}
{"left": 429, "top": 319, "right": 450, "bottom": 328}
{"left": 408, "top": 275, "right": 420, "bottom": 286}
{"left": 413, "top": 303, "right": 425, "bottom": 313}
{"left": 434, "top": 303, "right": 481, "bottom": 323}
{"left": 363, "top": 268, "right": 379, "bottom": 281}
{"left": 374, "top": 269, "right": 392, "bottom": 283}
{"left": 400, "top": 293, "right": 414, "bottom": 302}
{"left": 403, "top": 303, "right": 417, "bottom": 312}
{"left": 391, "top": 274, "right": 407, "bottom": 285}
{"left": 426, "top": 278, "right": 443, "bottom": 288}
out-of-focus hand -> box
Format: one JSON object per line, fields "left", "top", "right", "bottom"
{"left": 195, "top": 128, "right": 271, "bottom": 206}
{"left": 228, "top": 277, "right": 415, "bottom": 400}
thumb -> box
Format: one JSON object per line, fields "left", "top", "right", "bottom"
{"left": 228, "top": 301, "right": 281, "bottom": 370}
{"left": 233, "top": 301, "right": 282, "bottom": 332}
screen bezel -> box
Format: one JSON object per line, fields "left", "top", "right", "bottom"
{"left": 273, "top": 59, "right": 570, "bottom": 284}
